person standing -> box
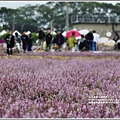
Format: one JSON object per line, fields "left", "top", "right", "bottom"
{"left": 38, "top": 27, "right": 45, "bottom": 48}
{"left": 14, "top": 32, "right": 21, "bottom": 53}
{"left": 113, "top": 32, "right": 119, "bottom": 43}
{"left": 85, "top": 31, "right": 94, "bottom": 51}
{"left": 54, "top": 30, "right": 64, "bottom": 51}
{"left": 5, "top": 30, "right": 15, "bottom": 56}
{"left": 67, "top": 32, "right": 77, "bottom": 51}
{"left": 45, "top": 29, "right": 52, "bottom": 51}
{"left": 21, "top": 31, "right": 28, "bottom": 53}
{"left": 79, "top": 34, "right": 84, "bottom": 51}
{"left": 93, "top": 30, "right": 99, "bottom": 51}
{"left": 113, "top": 32, "right": 119, "bottom": 50}
{"left": 27, "top": 33, "right": 33, "bottom": 51}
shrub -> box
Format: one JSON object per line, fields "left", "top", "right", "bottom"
{"left": 31, "top": 33, "right": 38, "bottom": 43}
{"left": 0, "top": 32, "right": 9, "bottom": 43}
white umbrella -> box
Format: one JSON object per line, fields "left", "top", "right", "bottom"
{"left": 51, "top": 31, "right": 56, "bottom": 35}
{"left": 75, "top": 36, "right": 81, "bottom": 40}
{"left": 104, "top": 40, "right": 115, "bottom": 46}
{"left": 108, "top": 40, "right": 115, "bottom": 44}
{"left": 79, "top": 29, "right": 89, "bottom": 36}
{"left": 98, "top": 37, "right": 109, "bottom": 44}
{"left": 13, "top": 30, "right": 21, "bottom": 36}
{"left": 26, "top": 31, "right": 31, "bottom": 35}
{"left": 98, "top": 38, "right": 115, "bottom": 50}
{"left": 0, "top": 30, "right": 7, "bottom": 36}
{"left": 117, "top": 40, "right": 120, "bottom": 43}
{"left": 62, "top": 31, "right": 66, "bottom": 37}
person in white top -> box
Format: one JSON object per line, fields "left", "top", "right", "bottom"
{"left": 93, "top": 30, "right": 99, "bottom": 51}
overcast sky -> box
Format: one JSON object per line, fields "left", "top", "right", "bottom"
{"left": 0, "top": 1, "right": 48, "bottom": 9}
{"left": 0, "top": 1, "right": 119, "bottom": 9}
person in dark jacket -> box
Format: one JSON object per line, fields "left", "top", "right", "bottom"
{"left": 38, "top": 27, "right": 45, "bottom": 47}
{"left": 79, "top": 34, "right": 84, "bottom": 51}
{"left": 27, "top": 33, "right": 33, "bottom": 51}
{"left": 80, "top": 35, "right": 89, "bottom": 51}
{"left": 5, "top": 30, "right": 15, "bottom": 56}
{"left": 85, "top": 31, "right": 94, "bottom": 51}
{"left": 113, "top": 32, "right": 119, "bottom": 43}
{"left": 45, "top": 29, "right": 52, "bottom": 51}
{"left": 54, "top": 30, "right": 64, "bottom": 51}
{"left": 113, "top": 32, "right": 120, "bottom": 50}
{"left": 21, "top": 31, "right": 28, "bottom": 53}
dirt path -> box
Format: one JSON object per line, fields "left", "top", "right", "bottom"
{"left": 0, "top": 54, "right": 120, "bottom": 60}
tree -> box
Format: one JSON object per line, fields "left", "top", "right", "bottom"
{"left": 0, "top": 2, "right": 120, "bottom": 32}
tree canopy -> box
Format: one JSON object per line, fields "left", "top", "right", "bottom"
{"left": 0, "top": 2, "right": 120, "bottom": 32}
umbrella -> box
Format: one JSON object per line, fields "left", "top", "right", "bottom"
{"left": 97, "top": 38, "right": 115, "bottom": 50}
{"left": 62, "top": 31, "right": 67, "bottom": 37}
{"left": 105, "top": 40, "right": 115, "bottom": 46}
{"left": 26, "top": 31, "right": 31, "bottom": 35}
{"left": 66, "top": 30, "right": 81, "bottom": 38}
{"left": 0, "top": 30, "right": 7, "bottom": 36}
{"left": 98, "top": 37, "right": 109, "bottom": 44}
{"left": 51, "top": 31, "right": 56, "bottom": 35}
{"left": 13, "top": 30, "right": 21, "bottom": 36}
{"left": 75, "top": 36, "right": 81, "bottom": 40}
{"left": 79, "top": 29, "right": 89, "bottom": 36}
{"left": 117, "top": 40, "right": 120, "bottom": 43}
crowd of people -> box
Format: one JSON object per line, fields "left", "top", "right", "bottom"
{"left": 1, "top": 27, "right": 120, "bottom": 56}
{"left": 37, "top": 28, "right": 100, "bottom": 52}
{"left": 5, "top": 30, "right": 33, "bottom": 56}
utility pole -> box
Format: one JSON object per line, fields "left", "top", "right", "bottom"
{"left": 12, "top": 15, "right": 15, "bottom": 31}
{"left": 111, "top": 16, "right": 115, "bottom": 33}
{"left": 51, "top": 7, "right": 54, "bottom": 32}
{"left": 51, "top": 20, "right": 53, "bottom": 32}
{"left": 66, "top": 2, "right": 69, "bottom": 31}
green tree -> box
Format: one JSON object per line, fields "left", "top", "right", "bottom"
{"left": 0, "top": 2, "right": 120, "bottom": 32}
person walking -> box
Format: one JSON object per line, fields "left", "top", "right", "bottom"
{"left": 27, "top": 33, "right": 33, "bottom": 51}
{"left": 21, "top": 31, "right": 28, "bottom": 53}
{"left": 38, "top": 27, "right": 45, "bottom": 48}
{"left": 14, "top": 32, "right": 21, "bottom": 53}
{"left": 45, "top": 29, "right": 52, "bottom": 51}
{"left": 54, "top": 30, "right": 64, "bottom": 51}
{"left": 5, "top": 30, "right": 15, "bottom": 56}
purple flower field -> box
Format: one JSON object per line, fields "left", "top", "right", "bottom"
{"left": 1, "top": 51, "right": 120, "bottom": 58}
{"left": 0, "top": 53, "right": 120, "bottom": 118}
